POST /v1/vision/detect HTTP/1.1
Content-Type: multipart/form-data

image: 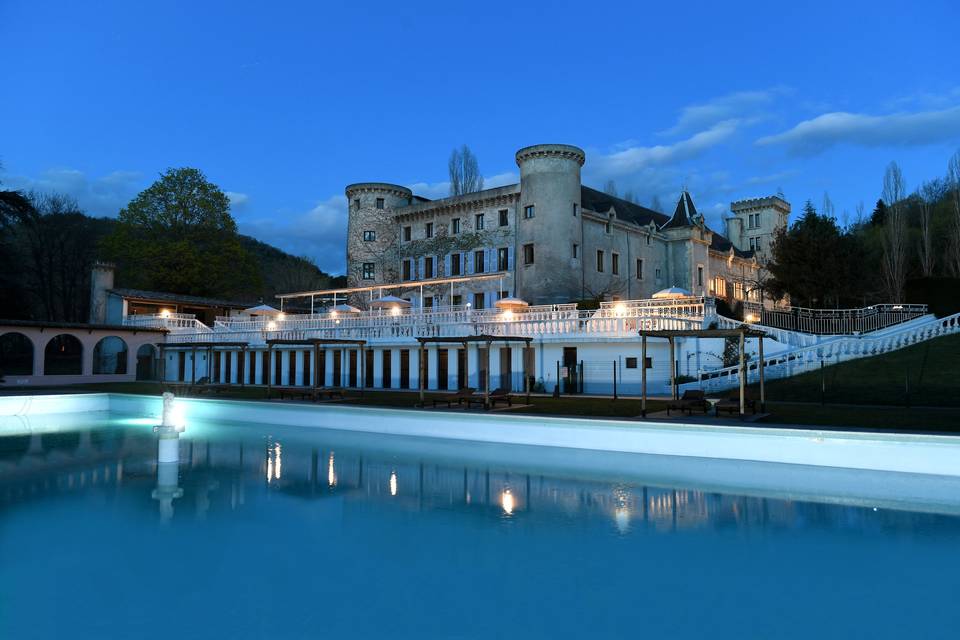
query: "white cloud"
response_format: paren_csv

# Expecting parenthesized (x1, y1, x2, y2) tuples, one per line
(2, 167, 143, 216)
(756, 105, 960, 155)
(658, 88, 790, 137)
(226, 191, 250, 209)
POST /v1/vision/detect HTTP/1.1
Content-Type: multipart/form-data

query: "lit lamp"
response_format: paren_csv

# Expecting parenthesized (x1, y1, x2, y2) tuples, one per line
(500, 488, 515, 515)
(613, 302, 627, 317)
(152, 392, 184, 522)
(160, 309, 171, 318)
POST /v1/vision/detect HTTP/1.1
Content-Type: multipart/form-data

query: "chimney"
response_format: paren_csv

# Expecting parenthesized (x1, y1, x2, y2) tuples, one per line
(89, 261, 116, 324)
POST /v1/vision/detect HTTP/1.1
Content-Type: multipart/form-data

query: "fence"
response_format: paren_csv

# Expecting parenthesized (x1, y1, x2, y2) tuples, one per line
(748, 303, 928, 335)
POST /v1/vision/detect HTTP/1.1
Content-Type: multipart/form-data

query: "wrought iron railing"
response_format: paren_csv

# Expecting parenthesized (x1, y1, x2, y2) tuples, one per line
(746, 303, 928, 335)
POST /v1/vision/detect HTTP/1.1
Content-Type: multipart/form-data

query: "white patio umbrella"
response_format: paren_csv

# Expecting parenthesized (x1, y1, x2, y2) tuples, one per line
(494, 297, 530, 311)
(243, 304, 283, 316)
(328, 303, 362, 315)
(369, 295, 412, 309)
(652, 286, 692, 299)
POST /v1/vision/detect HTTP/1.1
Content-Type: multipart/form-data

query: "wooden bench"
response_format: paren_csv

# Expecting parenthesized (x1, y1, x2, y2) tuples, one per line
(666, 389, 709, 415)
(432, 387, 477, 408)
(714, 390, 757, 416)
(487, 387, 513, 408)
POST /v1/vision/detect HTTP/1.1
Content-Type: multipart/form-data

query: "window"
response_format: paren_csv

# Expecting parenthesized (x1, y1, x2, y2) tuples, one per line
(450, 253, 461, 276)
(474, 250, 485, 273)
(573, 203, 579, 217)
(423, 296, 433, 309)
(472, 292, 485, 309)
(376, 197, 385, 209)
(498, 290, 508, 299)
(712, 276, 727, 297)
(655, 268, 662, 279)
(452, 218, 461, 234)
(596, 250, 605, 272)
(498, 247, 509, 271)
(636, 258, 644, 280)
(646, 235, 651, 245)
(362, 262, 375, 280)
(572, 243, 579, 258)
(403, 226, 412, 242)
(697, 265, 704, 287)
(363, 230, 375, 242)
(523, 243, 535, 265)
(612, 253, 620, 275)
(499, 209, 508, 226)
(625, 357, 638, 369)
(402, 259, 412, 280)
(645, 356, 653, 369)
(353, 198, 360, 209)
(734, 281, 745, 300)
(475, 213, 484, 230)
(424, 256, 434, 279)
(452, 295, 462, 306)
(524, 205, 535, 219)
(425, 222, 434, 239)
(605, 221, 611, 234)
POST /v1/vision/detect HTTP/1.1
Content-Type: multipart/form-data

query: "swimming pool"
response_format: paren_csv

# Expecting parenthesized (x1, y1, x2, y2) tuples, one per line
(2, 395, 959, 639)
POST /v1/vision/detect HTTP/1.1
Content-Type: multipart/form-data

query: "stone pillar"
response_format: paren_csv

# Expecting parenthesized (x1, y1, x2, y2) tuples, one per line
(466, 342, 480, 388)
(409, 347, 420, 392)
(373, 347, 384, 388)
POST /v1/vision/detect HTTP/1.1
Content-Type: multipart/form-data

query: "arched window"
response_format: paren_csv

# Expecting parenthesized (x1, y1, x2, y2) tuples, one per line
(136, 344, 158, 381)
(93, 336, 128, 375)
(0, 332, 34, 376)
(44, 334, 83, 375)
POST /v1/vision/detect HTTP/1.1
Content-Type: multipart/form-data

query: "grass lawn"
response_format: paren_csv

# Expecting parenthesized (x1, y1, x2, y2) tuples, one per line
(757, 333, 960, 408)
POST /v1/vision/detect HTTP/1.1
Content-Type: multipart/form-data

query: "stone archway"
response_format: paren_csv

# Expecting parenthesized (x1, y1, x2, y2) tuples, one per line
(44, 334, 83, 375)
(92, 336, 129, 375)
(136, 344, 159, 380)
(0, 332, 34, 376)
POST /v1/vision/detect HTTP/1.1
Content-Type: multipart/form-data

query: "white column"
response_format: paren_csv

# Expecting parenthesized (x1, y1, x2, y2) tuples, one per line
(427, 345, 439, 390)
(466, 342, 480, 389)
(324, 349, 334, 386)
(448, 348, 460, 390)
(390, 348, 402, 389)
(409, 347, 420, 391)
(293, 350, 302, 386)
(373, 348, 384, 388)
(488, 345, 502, 391)
(511, 345, 524, 392)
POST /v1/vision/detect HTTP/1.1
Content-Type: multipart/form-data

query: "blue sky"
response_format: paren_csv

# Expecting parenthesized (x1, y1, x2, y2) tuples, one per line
(2, 0, 959, 274)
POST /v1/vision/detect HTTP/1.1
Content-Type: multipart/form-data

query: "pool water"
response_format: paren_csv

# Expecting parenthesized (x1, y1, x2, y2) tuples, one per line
(2, 413, 959, 639)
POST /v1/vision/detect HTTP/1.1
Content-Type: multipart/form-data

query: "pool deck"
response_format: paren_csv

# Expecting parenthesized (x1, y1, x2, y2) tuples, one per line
(4, 392, 959, 480)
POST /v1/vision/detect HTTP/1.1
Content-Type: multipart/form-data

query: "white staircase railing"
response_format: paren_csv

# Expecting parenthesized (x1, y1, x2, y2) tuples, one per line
(684, 312, 960, 392)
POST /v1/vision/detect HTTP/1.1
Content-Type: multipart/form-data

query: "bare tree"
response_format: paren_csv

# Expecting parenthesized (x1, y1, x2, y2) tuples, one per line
(821, 191, 835, 220)
(948, 149, 960, 276)
(917, 180, 942, 277)
(650, 194, 663, 212)
(448, 145, 484, 196)
(602, 180, 618, 198)
(881, 161, 907, 301)
(855, 200, 865, 226)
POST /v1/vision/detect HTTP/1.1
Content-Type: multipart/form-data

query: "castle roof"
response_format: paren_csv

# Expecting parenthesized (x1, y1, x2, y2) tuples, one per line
(579, 186, 668, 227)
(662, 191, 699, 229)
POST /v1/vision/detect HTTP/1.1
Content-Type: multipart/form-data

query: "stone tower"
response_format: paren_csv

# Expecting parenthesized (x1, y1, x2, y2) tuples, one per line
(344, 182, 412, 296)
(725, 195, 791, 264)
(89, 261, 115, 324)
(514, 144, 585, 305)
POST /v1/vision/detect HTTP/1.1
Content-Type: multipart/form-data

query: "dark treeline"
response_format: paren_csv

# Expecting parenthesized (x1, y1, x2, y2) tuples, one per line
(0, 167, 344, 323)
(767, 150, 960, 311)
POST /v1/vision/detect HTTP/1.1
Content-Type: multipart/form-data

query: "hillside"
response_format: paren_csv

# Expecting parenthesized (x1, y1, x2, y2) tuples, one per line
(757, 333, 960, 407)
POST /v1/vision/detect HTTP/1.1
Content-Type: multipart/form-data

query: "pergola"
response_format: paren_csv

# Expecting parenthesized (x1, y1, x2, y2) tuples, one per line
(276, 272, 511, 312)
(265, 338, 367, 393)
(415, 334, 533, 406)
(637, 327, 768, 418)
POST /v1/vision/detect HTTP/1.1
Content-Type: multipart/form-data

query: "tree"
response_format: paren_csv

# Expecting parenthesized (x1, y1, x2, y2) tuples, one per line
(602, 180, 618, 197)
(948, 149, 960, 276)
(448, 145, 484, 196)
(0, 171, 38, 318)
(650, 194, 663, 212)
(881, 161, 907, 301)
(104, 167, 260, 298)
(870, 199, 888, 226)
(917, 180, 943, 277)
(767, 200, 864, 308)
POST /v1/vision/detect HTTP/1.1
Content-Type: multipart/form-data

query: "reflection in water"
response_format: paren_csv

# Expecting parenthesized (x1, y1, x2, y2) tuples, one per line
(265, 440, 282, 483)
(389, 470, 398, 496)
(327, 452, 337, 487)
(614, 486, 631, 534)
(501, 488, 515, 516)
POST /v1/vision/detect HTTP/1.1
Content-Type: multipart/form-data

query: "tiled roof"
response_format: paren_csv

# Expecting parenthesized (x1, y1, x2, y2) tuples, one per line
(662, 191, 699, 229)
(109, 288, 253, 308)
(580, 186, 669, 227)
